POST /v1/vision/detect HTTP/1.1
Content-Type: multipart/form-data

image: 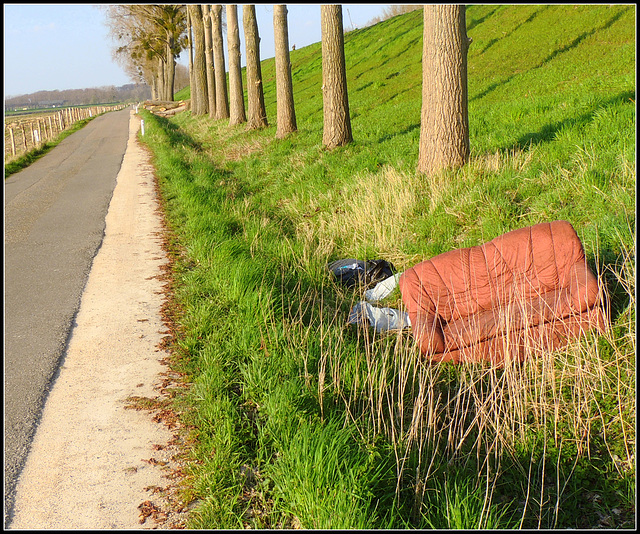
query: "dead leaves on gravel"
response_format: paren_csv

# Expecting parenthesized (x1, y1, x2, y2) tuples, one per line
(138, 500, 167, 524)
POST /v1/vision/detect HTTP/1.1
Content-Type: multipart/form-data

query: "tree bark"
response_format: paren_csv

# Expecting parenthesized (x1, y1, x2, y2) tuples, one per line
(418, 5, 470, 175)
(274, 5, 297, 138)
(227, 4, 246, 126)
(165, 36, 175, 101)
(243, 4, 268, 129)
(188, 4, 208, 116)
(212, 5, 230, 119)
(321, 5, 352, 149)
(187, 7, 194, 102)
(202, 5, 217, 117)
(157, 57, 165, 102)
(150, 76, 158, 101)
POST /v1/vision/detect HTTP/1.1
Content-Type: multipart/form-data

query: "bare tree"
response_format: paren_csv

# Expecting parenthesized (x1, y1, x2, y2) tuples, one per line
(188, 4, 209, 115)
(202, 5, 217, 117)
(226, 4, 246, 125)
(212, 5, 230, 119)
(243, 4, 268, 129)
(321, 5, 352, 149)
(156, 5, 184, 100)
(104, 5, 186, 101)
(418, 5, 471, 175)
(274, 5, 297, 138)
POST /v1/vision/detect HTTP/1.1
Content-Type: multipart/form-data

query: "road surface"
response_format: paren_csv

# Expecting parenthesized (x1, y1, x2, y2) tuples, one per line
(4, 109, 184, 528)
(5, 108, 130, 516)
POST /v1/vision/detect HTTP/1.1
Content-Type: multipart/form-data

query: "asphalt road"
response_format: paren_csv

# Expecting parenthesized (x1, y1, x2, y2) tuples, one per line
(4, 108, 131, 522)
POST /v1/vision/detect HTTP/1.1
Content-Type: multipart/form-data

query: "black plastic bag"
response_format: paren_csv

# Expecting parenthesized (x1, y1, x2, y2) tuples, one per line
(328, 258, 395, 288)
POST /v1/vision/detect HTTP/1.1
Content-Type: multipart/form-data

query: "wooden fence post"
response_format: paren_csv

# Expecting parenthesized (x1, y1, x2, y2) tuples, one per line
(9, 126, 16, 156)
(20, 124, 27, 151)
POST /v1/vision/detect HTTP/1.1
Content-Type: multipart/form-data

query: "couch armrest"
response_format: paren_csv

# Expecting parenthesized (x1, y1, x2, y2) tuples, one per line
(399, 268, 445, 354)
(566, 258, 601, 313)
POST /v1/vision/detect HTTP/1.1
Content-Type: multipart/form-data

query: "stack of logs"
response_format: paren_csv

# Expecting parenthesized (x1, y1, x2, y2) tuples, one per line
(4, 104, 127, 162)
(142, 100, 190, 118)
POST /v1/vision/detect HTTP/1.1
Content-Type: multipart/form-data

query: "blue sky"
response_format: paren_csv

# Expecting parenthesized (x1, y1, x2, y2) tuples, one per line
(3, 4, 389, 98)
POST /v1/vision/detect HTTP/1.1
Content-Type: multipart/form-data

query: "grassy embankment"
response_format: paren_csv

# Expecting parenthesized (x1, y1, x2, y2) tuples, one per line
(139, 5, 635, 529)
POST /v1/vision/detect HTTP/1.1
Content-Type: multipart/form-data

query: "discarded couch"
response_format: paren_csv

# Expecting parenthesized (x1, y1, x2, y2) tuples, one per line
(399, 220, 606, 364)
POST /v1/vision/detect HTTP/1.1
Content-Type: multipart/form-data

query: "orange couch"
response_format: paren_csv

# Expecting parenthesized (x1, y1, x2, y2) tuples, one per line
(399, 221, 606, 364)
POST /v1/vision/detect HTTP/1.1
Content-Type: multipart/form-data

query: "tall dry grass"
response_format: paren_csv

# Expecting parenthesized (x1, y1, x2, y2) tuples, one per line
(283, 165, 424, 268)
(278, 157, 635, 523)
(317, 252, 632, 525)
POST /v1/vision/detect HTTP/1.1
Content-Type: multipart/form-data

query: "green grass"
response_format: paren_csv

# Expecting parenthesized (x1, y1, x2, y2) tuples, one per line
(140, 5, 635, 529)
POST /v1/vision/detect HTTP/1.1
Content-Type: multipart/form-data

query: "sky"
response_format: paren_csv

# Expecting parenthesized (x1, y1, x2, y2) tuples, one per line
(3, 4, 390, 98)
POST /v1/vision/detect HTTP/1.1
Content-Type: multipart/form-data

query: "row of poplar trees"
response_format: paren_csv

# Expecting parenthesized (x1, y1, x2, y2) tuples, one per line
(187, 4, 299, 139)
(107, 4, 470, 175)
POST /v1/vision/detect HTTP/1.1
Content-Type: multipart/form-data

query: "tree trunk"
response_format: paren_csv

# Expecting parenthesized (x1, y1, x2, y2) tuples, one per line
(202, 4, 217, 117)
(151, 75, 158, 101)
(157, 57, 165, 101)
(274, 4, 297, 138)
(211, 5, 230, 120)
(187, 8, 194, 102)
(188, 4, 208, 116)
(418, 5, 470, 175)
(226, 4, 246, 126)
(321, 5, 352, 149)
(243, 4, 268, 129)
(165, 36, 175, 101)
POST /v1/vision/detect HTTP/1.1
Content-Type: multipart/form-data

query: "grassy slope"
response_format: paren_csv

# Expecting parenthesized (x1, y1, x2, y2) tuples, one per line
(148, 5, 634, 529)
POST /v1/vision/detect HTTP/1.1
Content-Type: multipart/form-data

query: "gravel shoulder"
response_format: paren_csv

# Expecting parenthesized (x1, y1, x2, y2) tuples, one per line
(8, 112, 187, 529)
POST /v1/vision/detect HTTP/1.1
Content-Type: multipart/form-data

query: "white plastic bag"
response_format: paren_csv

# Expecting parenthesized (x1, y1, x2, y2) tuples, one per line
(364, 273, 401, 303)
(348, 301, 411, 332)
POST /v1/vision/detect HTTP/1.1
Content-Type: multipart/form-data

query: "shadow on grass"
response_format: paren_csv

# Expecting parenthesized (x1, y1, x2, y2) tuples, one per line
(142, 111, 205, 152)
(505, 90, 635, 151)
(476, 6, 545, 55)
(467, 5, 502, 33)
(470, 7, 632, 103)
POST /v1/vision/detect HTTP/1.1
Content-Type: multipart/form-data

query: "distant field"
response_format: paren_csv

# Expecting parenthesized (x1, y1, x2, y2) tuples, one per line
(5, 109, 61, 118)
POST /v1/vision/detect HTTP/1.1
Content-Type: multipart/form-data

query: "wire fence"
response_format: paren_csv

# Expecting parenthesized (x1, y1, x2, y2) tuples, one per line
(4, 104, 128, 163)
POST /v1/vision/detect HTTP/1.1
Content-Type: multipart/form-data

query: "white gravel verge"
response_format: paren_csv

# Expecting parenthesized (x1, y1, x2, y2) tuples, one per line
(9, 111, 183, 529)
